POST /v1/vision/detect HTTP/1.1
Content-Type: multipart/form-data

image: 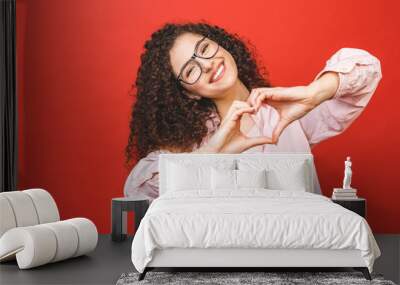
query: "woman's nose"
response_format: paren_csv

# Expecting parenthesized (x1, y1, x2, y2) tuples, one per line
(197, 58, 214, 73)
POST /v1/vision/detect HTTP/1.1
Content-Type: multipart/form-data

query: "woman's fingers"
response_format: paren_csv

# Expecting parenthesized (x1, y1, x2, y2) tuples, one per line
(230, 106, 256, 122)
(218, 86, 316, 151)
(255, 93, 268, 111)
(248, 87, 302, 111)
(218, 105, 255, 142)
(223, 100, 253, 124)
(231, 100, 252, 111)
(247, 88, 261, 107)
(248, 88, 274, 111)
(216, 102, 276, 153)
(261, 90, 292, 102)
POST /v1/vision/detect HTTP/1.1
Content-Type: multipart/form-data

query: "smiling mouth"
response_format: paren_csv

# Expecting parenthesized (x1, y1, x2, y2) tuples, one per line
(210, 61, 225, 83)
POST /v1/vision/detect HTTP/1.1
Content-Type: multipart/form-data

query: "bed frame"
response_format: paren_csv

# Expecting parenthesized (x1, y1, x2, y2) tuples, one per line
(140, 248, 371, 280)
(138, 153, 372, 281)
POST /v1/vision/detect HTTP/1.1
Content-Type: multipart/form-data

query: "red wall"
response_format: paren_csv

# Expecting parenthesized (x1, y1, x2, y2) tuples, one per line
(16, 0, 400, 234)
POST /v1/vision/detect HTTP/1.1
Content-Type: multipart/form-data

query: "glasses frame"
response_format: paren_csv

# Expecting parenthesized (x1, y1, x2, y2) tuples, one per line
(176, 35, 220, 85)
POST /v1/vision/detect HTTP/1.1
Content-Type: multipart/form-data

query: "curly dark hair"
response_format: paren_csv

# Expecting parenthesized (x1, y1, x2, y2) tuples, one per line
(125, 21, 271, 168)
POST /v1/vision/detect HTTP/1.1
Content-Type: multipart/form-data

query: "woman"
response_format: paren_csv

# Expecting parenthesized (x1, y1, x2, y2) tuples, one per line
(124, 22, 382, 201)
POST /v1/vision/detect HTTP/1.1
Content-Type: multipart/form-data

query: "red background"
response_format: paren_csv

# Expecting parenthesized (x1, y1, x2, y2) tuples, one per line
(15, 0, 399, 234)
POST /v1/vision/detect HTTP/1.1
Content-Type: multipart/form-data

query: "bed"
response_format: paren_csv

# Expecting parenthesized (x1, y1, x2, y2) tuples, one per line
(130, 153, 380, 281)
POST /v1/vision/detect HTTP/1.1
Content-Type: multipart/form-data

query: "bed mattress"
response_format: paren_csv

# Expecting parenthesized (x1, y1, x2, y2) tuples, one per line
(131, 190, 380, 273)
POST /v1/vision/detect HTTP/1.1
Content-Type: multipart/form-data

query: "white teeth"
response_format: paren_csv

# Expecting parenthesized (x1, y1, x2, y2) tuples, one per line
(212, 63, 224, 82)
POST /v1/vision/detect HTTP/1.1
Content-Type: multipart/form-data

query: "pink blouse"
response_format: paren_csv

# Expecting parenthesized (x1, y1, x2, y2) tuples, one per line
(123, 48, 382, 201)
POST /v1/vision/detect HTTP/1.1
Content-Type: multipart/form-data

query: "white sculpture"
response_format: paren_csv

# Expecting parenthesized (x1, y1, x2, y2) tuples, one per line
(342, 156, 353, 189)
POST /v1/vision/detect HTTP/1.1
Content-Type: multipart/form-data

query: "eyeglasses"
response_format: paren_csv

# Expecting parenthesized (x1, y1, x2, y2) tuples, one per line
(176, 35, 220, 85)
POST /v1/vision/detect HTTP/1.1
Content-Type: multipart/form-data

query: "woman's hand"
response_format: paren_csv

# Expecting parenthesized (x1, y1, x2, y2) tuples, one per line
(198, 100, 274, 153)
(247, 72, 339, 144)
(247, 86, 316, 143)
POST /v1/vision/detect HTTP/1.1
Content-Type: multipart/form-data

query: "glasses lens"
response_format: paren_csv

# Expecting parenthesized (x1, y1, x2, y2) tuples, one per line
(195, 38, 218, 59)
(181, 61, 202, 84)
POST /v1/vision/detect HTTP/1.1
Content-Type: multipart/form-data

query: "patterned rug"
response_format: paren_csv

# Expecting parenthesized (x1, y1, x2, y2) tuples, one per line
(116, 271, 396, 285)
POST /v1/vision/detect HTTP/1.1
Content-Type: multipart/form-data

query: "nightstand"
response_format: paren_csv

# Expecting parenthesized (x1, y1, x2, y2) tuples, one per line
(331, 197, 366, 218)
(111, 197, 149, 242)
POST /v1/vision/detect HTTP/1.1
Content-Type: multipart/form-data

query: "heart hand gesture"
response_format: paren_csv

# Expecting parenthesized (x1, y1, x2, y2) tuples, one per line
(247, 86, 317, 143)
(203, 100, 274, 153)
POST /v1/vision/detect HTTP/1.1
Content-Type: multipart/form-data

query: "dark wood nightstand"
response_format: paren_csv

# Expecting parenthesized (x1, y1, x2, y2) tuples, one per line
(331, 198, 366, 218)
(111, 197, 149, 242)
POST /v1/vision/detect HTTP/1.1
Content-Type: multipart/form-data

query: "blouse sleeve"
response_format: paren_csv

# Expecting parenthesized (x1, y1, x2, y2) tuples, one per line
(299, 48, 382, 148)
(123, 113, 220, 201)
(123, 150, 168, 202)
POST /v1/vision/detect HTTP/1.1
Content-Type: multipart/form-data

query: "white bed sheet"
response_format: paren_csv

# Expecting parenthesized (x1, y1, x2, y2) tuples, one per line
(131, 190, 380, 273)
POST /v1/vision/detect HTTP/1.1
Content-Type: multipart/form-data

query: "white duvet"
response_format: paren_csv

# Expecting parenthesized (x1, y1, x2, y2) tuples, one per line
(131, 190, 380, 273)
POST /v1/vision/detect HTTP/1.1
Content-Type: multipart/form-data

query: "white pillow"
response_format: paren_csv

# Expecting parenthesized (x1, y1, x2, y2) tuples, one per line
(166, 159, 236, 192)
(238, 159, 310, 191)
(167, 162, 210, 191)
(236, 169, 267, 188)
(211, 168, 236, 190)
(266, 166, 307, 191)
(211, 168, 267, 190)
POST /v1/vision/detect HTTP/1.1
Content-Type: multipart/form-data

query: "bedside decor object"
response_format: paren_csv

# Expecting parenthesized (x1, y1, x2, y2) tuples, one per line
(332, 188, 358, 199)
(0, 189, 98, 269)
(343, 156, 353, 189)
(332, 156, 358, 199)
(111, 197, 149, 242)
(331, 197, 366, 218)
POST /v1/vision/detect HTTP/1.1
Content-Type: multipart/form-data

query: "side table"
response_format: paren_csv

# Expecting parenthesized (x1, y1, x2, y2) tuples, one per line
(331, 197, 366, 218)
(111, 197, 149, 242)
